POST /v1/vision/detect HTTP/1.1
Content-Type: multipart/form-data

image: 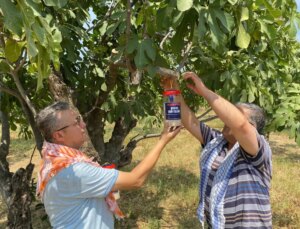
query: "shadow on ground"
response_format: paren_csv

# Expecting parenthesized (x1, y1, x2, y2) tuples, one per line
(116, 165, 200, 228)
(269, 140, 300, 163)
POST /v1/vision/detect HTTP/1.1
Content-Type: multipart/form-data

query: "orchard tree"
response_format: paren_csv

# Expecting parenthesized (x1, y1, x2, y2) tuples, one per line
(0, 0, 300, 227)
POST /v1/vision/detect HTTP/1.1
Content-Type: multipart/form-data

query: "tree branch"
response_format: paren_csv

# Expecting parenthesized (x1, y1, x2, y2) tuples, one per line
(177, 42, 193, 72)
(125, 0, 135, 73)
(159, 30, 172, 49)
(156, 67, 180, 79)
(83, 62, 119, 118)
(9, 71, 37, 117)
(0, 83, 21, 100)
(196, 108, 212, 119)
(14, 50, 27, 73)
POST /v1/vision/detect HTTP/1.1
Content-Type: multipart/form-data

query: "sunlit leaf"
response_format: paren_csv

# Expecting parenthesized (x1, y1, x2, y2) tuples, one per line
(5, 39, 23, 62)
(236, 22, 250, 49)
(240, 7, 249, 21)
(44, 0, 68, 8)
(177, 0, 193, 12)
(101, 82, 107, 92)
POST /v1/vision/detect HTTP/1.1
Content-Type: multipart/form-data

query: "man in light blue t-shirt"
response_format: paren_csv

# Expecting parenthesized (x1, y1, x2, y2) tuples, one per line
(36, 102, 181, 229)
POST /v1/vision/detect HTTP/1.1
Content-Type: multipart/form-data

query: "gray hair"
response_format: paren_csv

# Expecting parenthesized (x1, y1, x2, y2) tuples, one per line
(236, 102, 266, 134)
(36, 101, 70, 142)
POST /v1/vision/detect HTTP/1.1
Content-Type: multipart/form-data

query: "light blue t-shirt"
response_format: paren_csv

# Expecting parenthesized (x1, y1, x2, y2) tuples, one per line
(43, 162, 119, 229)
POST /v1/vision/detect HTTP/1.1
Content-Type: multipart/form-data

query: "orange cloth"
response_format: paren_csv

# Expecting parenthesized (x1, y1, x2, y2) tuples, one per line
(36, 141, 124, 219)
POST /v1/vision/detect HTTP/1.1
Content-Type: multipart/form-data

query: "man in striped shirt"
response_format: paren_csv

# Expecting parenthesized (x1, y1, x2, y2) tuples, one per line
(162, 72, 272, 228)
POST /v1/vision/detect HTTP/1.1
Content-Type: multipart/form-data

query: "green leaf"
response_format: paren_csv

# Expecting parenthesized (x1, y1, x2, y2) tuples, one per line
(240, 7, 249, 21)
(101, 82, 107, 92)
(177, 0, 193, 12)
(5, 39, 23, 62)
(136, 9, 144, 26)
(172, 11, 184, 28)
(196, 8, 207, 39)
(127, 34, 138, 54)
(207, 10, 227, 48)
(0, 60, 11, 73)
(248, 90, 255, 103)
(258, 19, 276, 40)
(25, 28, 38, 58)
(101, 102, 110, 112)
(240, 90, 248, 102)
(106, 22, 120, 35)
(44, 0, 68, 8)
(146, 65, 158, 78)
(220, 71, 230, 82)
(228, 0, 238, 5)
(37, 45, 50, 90)
(236, 22, 250, 49)
(32, 21, 47, 46)
(156, 7, 172, 30)
(0, 0, 23, 36)
(52, 29, 62, 43)
(95, 67, 104, 78)
(211, 9, 235, 34)
(134, 41, 150, 68)
(99, 21, 108, 36)
(143, 39, 156, 61)
(231, 74, 239, 86)
(248, 86, 256, 102)
(261, 0, 282, 19)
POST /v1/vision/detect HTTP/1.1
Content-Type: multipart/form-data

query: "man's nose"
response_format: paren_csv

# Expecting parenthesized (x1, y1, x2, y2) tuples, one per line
(80, 121, 86, 128)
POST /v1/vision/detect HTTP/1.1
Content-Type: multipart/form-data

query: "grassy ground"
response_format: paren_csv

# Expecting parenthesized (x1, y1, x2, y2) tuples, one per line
(0, 122, 299, 229)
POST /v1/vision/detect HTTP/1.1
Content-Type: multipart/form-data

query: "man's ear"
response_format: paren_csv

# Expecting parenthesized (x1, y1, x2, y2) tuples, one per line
(52, 131, 64, 143)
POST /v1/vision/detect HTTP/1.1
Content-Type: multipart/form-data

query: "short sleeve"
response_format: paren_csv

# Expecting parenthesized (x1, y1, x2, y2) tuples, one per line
(240, 134, 272, 175)
(57, 162, 119, 199)
(200, 121, 221, 147)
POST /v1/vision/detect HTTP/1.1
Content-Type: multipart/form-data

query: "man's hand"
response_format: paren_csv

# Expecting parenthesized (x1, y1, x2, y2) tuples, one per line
(183, 72, 207, 97)
(160, 123, 182, 144)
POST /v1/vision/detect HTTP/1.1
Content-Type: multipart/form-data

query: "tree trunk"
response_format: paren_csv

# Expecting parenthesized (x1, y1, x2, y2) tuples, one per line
(18, 100, 43, 151)
(7, 163, 34, 229)
(0, 111, 12, 205)
(0, 111, 35, 228)
(104, 117, 137, 165)
(85, 108, 106, 160)
(48, 71, 74, 105)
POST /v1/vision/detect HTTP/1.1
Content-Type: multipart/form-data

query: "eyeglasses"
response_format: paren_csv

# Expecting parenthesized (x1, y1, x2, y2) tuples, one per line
(55, 115, 82, 131)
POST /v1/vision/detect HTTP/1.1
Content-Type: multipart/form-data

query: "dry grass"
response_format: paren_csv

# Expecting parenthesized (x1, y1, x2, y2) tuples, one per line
(0, 124, 299, 229)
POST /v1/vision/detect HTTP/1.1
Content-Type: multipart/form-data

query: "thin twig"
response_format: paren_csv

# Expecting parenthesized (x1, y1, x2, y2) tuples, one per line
(29, 145, 38, 163)
(159, 30, 172, 49)
(196, 108, 212, 119)
(177, 42, 193, 72)
(86, 2, 118, 33)
(83, 94, 101, 118)
(14, 50, 27, 73)
(125, 0, 134, 73)
(200, 115, 218, 123)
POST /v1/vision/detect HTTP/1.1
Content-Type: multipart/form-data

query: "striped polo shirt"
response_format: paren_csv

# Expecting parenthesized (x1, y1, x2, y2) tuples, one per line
(200, 122, 272, 229)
